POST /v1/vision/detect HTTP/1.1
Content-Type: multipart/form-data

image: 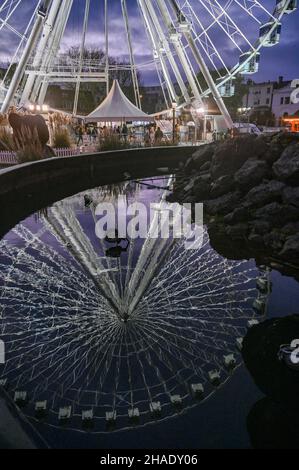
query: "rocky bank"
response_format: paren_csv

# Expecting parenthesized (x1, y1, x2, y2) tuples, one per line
(170, 133, 299, 277)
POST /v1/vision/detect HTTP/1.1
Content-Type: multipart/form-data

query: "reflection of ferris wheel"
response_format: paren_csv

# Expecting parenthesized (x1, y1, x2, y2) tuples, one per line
(0, 1, 297, 125)
(0, 183, 272, 434)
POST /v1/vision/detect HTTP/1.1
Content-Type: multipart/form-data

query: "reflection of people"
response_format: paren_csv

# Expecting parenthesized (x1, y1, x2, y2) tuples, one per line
(122, 123, 128, 143)
(144, 130, 150, 146)
(175, 123, 180, 142)
(106, 244, 128, 258)
(155, 127, 163, 145)
(149, 126, 155, 146)
(105, 230, 130, 258)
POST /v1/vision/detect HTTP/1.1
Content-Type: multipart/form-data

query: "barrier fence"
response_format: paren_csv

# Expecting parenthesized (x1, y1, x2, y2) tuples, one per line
(0, 147, 83, 166)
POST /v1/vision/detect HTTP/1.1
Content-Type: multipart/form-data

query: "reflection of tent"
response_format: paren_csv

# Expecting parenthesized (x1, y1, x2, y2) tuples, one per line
(85, 80, 153, 123)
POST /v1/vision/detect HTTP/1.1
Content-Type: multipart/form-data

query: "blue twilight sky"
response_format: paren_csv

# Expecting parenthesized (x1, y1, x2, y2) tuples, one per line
(0, 0, 298, 84)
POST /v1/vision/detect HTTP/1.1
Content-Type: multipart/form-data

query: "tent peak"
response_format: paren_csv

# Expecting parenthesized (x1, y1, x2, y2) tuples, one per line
(86, 80, 153, 123)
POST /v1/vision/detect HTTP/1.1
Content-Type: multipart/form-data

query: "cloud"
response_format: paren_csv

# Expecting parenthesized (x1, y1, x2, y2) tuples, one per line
(0, 0, 298, 85)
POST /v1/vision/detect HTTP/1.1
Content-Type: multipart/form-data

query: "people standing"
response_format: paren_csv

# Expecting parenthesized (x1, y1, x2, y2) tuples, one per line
(91, 126, 98, 143)
(122, 123, 128, 143)
(76, 125, 84, 146)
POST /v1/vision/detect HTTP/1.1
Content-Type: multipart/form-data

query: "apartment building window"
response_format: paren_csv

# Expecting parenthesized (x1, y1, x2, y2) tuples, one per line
(285, 97, 290, 105)
(267, 87, 271, 94)
(266, 98, 270, 105)
(280, 97, 284, 105)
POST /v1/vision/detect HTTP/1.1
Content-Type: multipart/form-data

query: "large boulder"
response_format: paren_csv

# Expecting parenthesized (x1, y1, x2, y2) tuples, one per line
(254, 202, 299, 226)
(210, 174, 235, 198)
(234, 158, 269, 191)
(242, 315, 299, 408)
(245, 180, 285, 207)
(263, 230, 286, 251)
(223, 205, 250, 224)
(211, 135, 268, 179)
(249, 219, 271, 235)
(204, 190, 241, 215)
(279, 234, 299, 263)
(282, 186, 299, 208)
(187, 144, 215, 172)
(273, 142, 299, 184)
(225, 223, 249, 240)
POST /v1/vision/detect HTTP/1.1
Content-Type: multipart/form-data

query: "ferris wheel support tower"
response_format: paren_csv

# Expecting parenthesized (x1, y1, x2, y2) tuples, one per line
(1, 0, 53, 113)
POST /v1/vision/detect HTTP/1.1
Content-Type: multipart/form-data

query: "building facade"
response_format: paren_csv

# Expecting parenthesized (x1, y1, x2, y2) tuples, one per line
(242, 76, 299, 129)
(272, 83, 299, 128)
(242, 80, 274, 110)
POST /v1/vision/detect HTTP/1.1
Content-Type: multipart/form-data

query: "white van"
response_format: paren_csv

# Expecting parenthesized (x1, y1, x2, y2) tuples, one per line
(233, 123, 262, 135)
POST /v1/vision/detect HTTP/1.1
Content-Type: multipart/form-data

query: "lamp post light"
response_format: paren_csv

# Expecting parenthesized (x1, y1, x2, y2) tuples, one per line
(196, 107, 205, 142)
(237, 107, 251, 132)
(172, 102, 177, 145)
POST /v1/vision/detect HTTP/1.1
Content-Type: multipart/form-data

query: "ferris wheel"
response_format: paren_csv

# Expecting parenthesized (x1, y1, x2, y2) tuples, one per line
(0, 0, 297, 127)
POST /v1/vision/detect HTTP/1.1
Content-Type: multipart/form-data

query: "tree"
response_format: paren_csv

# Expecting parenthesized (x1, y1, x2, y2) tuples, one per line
(45, 47, 143, 114)
(196, 69, 250, 120)
(250, 108, 276, 127)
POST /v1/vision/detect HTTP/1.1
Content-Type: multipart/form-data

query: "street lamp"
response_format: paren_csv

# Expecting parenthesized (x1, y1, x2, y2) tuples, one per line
(196, 106, 206, 142)
(172, 102, 177, 144)
(237, 107, 251, 132)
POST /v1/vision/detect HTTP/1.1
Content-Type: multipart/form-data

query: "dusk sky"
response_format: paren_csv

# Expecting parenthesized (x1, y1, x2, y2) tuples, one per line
(0, 0, 298, 85)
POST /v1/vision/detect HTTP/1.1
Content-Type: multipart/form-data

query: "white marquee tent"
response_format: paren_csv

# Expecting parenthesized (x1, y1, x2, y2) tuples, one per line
(85, 80, 153, 123)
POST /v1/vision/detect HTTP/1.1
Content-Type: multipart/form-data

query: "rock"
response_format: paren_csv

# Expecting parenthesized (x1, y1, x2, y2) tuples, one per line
(282, 186, 299, 208)
(263, 230, 286, 250)
(273, 142, 299, 184)
(245, 180, 285, 207)
(183, 178, 195, 192)
(234, 158, 269, 190)
(250, 220, 271, 235)
(248, 232, 264, 246)
(204, 191, 241, 215)
(210, 175, 235, 198)
(211, 135, 269, 180)
(254, 202, 299, 226)
(281, 222, 299, 236)
(192, 181, 211, 200)
(225, 223, 249, 240)
(264, 143, 283, 165)
(200, 161, 211, 172)
(185, 144, 215, 173)
(223, 205, 250, 224)
(211, 144, 247, 179)
(242, 314, 299, 407)
(279, 234, 299, 263)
